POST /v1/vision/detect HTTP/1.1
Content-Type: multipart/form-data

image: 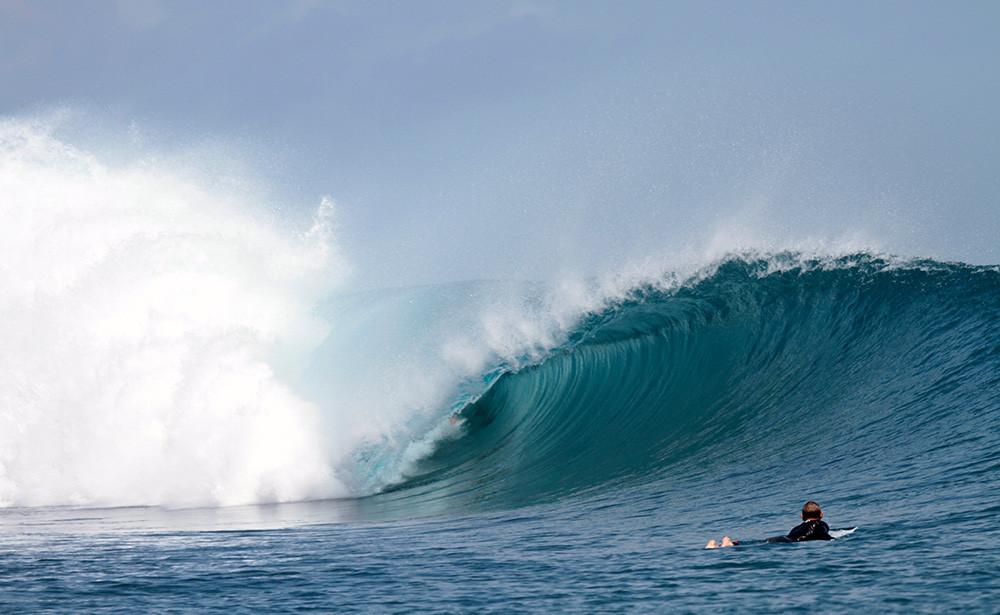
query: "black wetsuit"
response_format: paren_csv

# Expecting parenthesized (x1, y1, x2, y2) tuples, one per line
(766, 519, 832, 543)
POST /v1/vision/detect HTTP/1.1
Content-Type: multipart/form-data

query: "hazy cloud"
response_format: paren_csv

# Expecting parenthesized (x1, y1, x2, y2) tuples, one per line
(114, 0, 165, 30)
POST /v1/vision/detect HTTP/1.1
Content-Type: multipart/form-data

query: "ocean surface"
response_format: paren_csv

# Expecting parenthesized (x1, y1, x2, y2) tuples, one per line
(2, 253, 998, 612)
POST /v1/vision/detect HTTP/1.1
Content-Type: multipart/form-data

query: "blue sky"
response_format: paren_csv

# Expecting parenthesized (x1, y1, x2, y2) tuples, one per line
(3, 0, 999, 285)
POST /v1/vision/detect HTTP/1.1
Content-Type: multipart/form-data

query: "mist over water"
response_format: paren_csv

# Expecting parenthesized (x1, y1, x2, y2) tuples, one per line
(0, 120, 350, 507)
(3, 115, 997, 514)
(8, 2, 1000, 287)
(0, 119, 674, 508)
(0, 117, 877, 508)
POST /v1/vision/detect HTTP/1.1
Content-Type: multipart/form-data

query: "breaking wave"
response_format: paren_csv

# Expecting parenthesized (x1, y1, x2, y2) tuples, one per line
(3, 120, 998, 521)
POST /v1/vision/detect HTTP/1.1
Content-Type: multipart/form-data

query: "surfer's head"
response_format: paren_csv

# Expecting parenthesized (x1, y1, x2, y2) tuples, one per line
(801, 501, 823, 520)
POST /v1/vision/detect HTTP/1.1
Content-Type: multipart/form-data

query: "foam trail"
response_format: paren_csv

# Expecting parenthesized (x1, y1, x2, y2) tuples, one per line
(0, 120, 348, 507)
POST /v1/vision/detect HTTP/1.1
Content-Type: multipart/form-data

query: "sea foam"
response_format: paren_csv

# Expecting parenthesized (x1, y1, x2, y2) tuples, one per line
(0, 120, 347, 507)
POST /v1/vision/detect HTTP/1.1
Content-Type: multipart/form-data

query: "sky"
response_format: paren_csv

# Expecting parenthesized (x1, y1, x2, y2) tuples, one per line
(2, 0, 999, 286)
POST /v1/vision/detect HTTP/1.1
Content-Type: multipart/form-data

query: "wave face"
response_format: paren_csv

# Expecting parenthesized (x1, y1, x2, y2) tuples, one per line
(4, 122, 998, 519)
(370, 255, 1000, 517)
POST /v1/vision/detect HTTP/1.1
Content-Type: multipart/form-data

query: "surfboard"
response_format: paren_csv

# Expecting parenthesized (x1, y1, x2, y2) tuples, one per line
(829, 526, 857, 539)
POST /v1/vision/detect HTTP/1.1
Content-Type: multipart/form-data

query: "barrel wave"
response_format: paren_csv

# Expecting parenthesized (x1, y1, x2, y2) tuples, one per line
(371, 254, 1000, 522)
(8, 123, 996, 525)
(5, 132, 1000, 610)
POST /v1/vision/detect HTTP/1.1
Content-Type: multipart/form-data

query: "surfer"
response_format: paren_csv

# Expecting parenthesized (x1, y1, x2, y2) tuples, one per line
(705, 500, 832, 548)
(766, 500, 833, 543)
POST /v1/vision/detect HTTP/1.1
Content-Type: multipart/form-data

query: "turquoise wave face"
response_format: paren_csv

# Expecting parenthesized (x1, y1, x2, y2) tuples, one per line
(365, 254, 1000, 517)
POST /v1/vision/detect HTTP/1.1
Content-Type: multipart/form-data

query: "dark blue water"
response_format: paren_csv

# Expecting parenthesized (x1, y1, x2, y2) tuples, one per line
(2, 254, 998, 612)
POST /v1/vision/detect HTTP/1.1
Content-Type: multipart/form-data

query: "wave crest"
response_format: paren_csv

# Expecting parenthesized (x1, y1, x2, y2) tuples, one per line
(370, 255, 1000, 513)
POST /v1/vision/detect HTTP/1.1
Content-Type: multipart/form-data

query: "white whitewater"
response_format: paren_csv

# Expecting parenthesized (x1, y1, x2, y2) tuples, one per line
(0, 120, 347, 507)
